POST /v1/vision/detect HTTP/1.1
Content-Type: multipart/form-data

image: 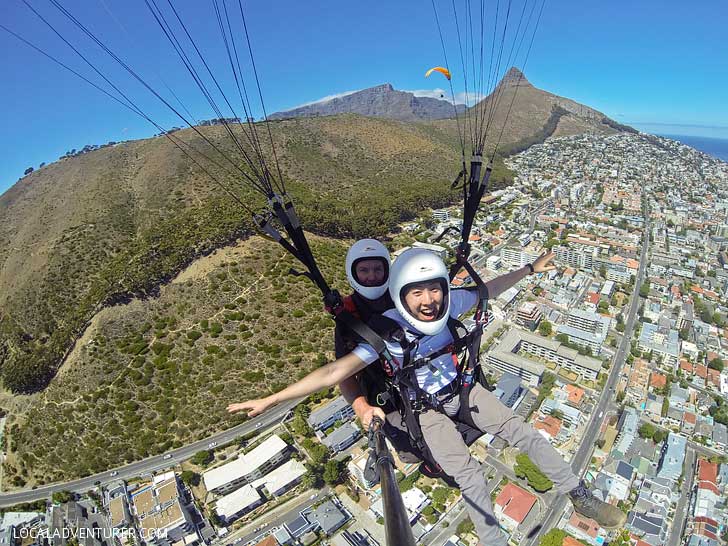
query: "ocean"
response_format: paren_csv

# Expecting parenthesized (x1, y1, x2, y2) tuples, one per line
(660, 134, 728, 162)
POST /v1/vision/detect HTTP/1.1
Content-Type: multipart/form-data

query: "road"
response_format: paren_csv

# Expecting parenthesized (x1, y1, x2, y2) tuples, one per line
(528, 199, 553, 233)
(525, 216, 650, 545)
(0, 399, 302, 507)
(234, 488, 330, 546)
(667, 447, 696, 546)
(422, 466, 503, 546)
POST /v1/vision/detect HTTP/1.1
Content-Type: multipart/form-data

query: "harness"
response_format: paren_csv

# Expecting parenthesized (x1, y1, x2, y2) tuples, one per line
(363, 283, 490, 461)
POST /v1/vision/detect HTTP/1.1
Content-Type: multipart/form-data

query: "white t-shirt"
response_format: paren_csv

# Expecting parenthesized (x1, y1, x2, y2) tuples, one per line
(351, 289, 478, 394)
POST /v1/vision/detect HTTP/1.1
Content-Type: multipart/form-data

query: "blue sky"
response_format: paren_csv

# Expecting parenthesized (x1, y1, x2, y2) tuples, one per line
(1, 0, 727, 195)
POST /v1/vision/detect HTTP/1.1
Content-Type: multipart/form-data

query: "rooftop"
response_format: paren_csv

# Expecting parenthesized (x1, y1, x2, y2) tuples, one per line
(203, 435, 287, 491)
(534, 415, 562, 438)
(250, 459, 306, 495)
(308, 396, 350, 427)
(215, 485, 261, 520)
(494, 483, 537, 524)
(567, 511, 600, 538)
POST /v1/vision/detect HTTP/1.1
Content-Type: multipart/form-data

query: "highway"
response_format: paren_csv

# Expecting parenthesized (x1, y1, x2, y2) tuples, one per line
(525, 216, 650, 545)
(0, 399, 302, 507)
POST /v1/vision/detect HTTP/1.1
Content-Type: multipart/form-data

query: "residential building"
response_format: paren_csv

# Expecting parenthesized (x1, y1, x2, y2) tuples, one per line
(557, 308, 610, 355)
(432, 209, 450, 222)
(638, 322, 680, 367)
(656, 433, 687, 483)
(540, 398, 583, 427)
(485, 350, 544, 387)
(307, 396, 356, 433)
(131, 474, 198, 546)
(203, 435, 289, 495)
(321, 423, 361, 453)
(215, 485, 262, 525)
(250, 459, 307, 497)
(563, 511, 602, 546)
(493, 483, 537, 531)
(495, 329, 602, 381)
(411, 241, 448, 260)
(516, 302, 543, 331)
(371, 488, 430, 524)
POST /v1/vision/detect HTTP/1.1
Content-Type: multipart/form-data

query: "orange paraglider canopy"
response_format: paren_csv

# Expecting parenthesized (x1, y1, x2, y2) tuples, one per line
(425, 66, 451, 80)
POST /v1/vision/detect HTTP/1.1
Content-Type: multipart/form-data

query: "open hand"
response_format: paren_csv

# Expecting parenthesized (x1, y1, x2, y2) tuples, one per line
(532, 251, 557, 273)
(227, 397, 273, 417)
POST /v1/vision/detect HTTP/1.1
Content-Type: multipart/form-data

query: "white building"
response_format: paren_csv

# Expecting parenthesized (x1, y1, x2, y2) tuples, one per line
(214, 485, 263, 524)
(203, 435, 289, 496)
(131, 474, 197, 546)
(411, 241, 448, 260)
(250, 459, 306, 497)
(371, 487, 430, 524)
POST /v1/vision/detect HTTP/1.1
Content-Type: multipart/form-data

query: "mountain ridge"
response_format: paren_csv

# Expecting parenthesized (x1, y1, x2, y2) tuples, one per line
(269, 83, 466, 121)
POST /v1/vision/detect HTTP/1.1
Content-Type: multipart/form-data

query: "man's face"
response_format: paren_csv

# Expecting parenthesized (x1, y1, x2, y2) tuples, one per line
(403, 280, 444, 322)
(354, 259, 387, 287)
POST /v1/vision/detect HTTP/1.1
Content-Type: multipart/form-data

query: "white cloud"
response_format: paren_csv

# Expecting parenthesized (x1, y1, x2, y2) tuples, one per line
(288, 89, 362, 110)
(406, 88, 486, 106)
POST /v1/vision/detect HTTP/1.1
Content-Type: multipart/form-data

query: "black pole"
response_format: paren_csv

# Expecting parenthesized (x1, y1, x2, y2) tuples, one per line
(370, 418, 416, 546)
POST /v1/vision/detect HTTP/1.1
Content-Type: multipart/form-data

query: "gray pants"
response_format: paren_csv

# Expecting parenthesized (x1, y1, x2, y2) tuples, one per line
(419, 384, 580, 545)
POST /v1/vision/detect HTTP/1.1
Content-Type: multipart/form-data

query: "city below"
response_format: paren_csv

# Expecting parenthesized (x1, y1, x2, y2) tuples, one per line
(1, 131, 727, 546)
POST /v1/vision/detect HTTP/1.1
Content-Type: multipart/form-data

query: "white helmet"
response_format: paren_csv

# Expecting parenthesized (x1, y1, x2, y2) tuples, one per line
(389, 248, 450, 336)
(345, 239, 391, 300)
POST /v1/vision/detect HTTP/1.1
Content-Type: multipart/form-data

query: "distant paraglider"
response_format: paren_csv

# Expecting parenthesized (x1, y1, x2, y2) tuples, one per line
(424, 66, 451, 80)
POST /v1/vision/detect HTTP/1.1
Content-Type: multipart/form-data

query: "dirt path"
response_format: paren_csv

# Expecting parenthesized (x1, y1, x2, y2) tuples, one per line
(172, 236, 261, 284)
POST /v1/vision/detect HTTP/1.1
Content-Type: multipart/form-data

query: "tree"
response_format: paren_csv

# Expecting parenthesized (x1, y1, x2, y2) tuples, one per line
(514, 454, 553, 492)
(456, 517, 475, 537)
(555, 333, 569, 344)
(709, 358, 724, 372)
(539, 529, 567, 546)
(610, 529, 632, 546)
(52, 490, 74, 504)
(652, 429, 668, 444)
(302, 464, 324, 489)
(180, 470, 200, 486)
(639, 282, 650, 298)
(538, 320, 552, 336)
(431, 486, 449, 507)
(323, 459, 347, 485)
(191, 450, 213, 466)
(638, 423, 655, 439)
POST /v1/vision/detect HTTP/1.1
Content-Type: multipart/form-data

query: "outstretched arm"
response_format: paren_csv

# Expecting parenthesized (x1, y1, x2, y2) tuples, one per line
(227, 352, 368, 417)
(485, 251, 556, 298)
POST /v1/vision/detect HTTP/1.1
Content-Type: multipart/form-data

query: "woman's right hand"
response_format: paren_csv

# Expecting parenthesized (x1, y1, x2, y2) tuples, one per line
(227, 397, 275, 417)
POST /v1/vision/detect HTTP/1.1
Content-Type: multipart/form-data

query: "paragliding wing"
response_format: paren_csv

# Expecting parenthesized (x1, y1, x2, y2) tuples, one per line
(425, 66, 451, 80)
